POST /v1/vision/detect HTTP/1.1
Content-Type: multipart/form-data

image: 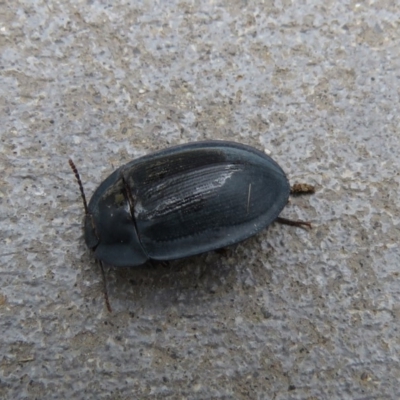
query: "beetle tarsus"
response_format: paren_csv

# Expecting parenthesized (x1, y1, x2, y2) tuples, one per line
(290, 183, 315, 196)
(276, 217, 312, 229)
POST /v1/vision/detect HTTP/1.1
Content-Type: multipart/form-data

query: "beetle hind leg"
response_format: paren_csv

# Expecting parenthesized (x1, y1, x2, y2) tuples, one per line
(276, 217, 312, 230)
(290, 183, 315, 195)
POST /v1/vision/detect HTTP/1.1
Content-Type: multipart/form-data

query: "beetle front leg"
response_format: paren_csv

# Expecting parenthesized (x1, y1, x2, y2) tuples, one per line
(99, 260, 112, 313)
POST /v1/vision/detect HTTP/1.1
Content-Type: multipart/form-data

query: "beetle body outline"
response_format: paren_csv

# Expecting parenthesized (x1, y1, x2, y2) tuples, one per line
(79, 141, 292, 267)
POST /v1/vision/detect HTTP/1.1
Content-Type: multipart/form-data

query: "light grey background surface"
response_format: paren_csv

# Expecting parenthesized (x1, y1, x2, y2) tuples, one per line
(1, 1, 400, 399)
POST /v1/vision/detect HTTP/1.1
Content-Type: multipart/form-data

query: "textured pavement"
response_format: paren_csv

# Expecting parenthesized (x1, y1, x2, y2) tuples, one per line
(1, 1, 400, 399)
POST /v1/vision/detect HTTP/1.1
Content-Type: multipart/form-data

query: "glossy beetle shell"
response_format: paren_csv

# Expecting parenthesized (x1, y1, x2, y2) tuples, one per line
(85, 141, 290, 267)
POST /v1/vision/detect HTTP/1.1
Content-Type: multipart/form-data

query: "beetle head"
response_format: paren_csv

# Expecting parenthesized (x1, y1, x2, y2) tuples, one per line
(83, 172, 148, 267)
(69, 160, 148, 267)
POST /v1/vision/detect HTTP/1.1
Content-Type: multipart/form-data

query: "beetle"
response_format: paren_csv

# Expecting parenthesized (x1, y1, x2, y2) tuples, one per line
(69, 141, 312, 309)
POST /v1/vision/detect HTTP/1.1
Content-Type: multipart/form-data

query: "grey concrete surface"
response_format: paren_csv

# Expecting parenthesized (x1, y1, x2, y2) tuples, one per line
(1, 1, 400, 399)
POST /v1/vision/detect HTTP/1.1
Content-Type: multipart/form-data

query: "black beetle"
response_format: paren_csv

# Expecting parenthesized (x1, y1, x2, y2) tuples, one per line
(69, 141, 311, 309)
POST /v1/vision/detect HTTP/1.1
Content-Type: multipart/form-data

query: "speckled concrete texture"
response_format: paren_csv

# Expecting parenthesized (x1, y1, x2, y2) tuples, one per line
(1, 1, 400, 399)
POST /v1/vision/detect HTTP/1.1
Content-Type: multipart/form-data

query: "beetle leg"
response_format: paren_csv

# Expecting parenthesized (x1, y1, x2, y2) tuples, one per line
(276, 217, 312, 229)
(99, 260, 112, 312)
(290, 183, 315, 195)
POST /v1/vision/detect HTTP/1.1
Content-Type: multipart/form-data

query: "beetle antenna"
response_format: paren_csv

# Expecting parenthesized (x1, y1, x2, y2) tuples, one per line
(68, 159, 89, 215)
(99, 261, 112, 313)
(68, 160, 110, 311)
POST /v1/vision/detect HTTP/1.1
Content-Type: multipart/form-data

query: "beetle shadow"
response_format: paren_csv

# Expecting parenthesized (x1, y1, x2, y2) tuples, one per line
(96, 230, 280, 314)
(102, 247, 245, 311)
